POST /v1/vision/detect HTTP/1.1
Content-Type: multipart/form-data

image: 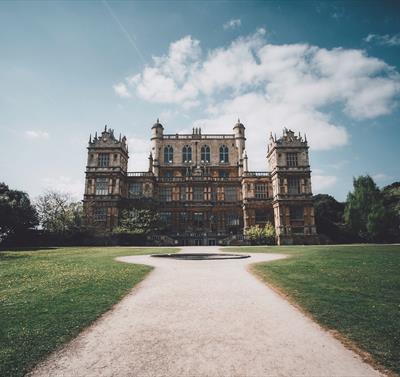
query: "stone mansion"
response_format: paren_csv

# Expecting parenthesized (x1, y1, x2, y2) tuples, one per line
(83, 120, 318, 245)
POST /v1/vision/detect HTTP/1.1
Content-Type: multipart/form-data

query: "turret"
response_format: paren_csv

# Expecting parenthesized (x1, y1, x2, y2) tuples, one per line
(243, 150, 248, 172)
(151, 119, 163, 174)
(233, 119, 246, 175)
(151, 118, 164, 139)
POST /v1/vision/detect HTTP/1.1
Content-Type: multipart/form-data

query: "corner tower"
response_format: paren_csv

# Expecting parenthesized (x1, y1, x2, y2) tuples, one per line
(83, 126, 128, 231)
(267, 129, 318, 245)
(151, 119, 164, 177)
(233, 119, 246, 176)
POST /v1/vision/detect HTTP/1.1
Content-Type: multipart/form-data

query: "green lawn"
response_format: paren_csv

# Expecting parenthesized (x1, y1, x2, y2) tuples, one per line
(227, 244, 400, 375)
(0, 246, 177, 377)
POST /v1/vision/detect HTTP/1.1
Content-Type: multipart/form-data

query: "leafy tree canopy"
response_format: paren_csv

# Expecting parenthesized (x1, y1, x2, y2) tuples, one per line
(35, 191, 83, 235)
(344, 175, 389, 241)
(113, 208, 162, 236)
(0, 182, 38, 241)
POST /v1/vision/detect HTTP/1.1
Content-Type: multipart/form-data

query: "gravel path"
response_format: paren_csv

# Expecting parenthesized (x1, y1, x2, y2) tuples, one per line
(30, 246, 383, 377)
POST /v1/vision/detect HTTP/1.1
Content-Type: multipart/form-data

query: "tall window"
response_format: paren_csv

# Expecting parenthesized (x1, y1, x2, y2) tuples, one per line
(95, 178, 108, 195)
(201, 145, 210, 163)
(179, 212, 188, 224)
(172, 186, 180, 201)
(219, 145, 229, 163)
(287, 153, 298, 167)
(288, 177, 301, 194)
(160, 187, 172, 202)
(219, 171, 228, 179)
(290, 206, 304, 220)
(129, 183, 142, 198)
(204, 186, 212, 201)
(164, 145, 173, 164)
(98, 153, 109, 167)
(227, 213, 240, 226)
(160, 212, 172, 226)
(225, 187, 237, 202)
(255, 183, 268, 199)
(217, 187, 225, 201)
(180, 186, 193, 201)
(193, 187, 203, 201)
(194, 212, 204, 228)
(94, 207, 107, 222)
(182, 145, 192, 163)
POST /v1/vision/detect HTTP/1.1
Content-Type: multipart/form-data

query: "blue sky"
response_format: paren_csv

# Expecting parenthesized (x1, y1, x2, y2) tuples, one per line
(0, 0, 399, 201)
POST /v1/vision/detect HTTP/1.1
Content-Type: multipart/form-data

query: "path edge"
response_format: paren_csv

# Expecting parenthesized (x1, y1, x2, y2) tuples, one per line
(247, 259, 394, 377)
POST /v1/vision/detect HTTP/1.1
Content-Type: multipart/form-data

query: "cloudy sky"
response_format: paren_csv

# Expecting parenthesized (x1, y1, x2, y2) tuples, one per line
(1, 1, 399, 200)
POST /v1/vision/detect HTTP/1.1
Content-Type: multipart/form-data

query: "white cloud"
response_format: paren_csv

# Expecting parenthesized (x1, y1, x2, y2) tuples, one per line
(126, 135, 151, 171)
(113, 82, 131, 98)
(24, 130, 49, 140)
(364, 33, 400, 47)
(118, 30, 400, 168)
(372, 173, 393, 182)
(223, 18, 241, 30)
(41, 176, 83, 200)
(312, 174, 338, 193)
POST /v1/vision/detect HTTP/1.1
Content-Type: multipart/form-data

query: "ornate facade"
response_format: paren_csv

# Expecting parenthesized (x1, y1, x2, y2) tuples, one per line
(83, 121, 318, 245)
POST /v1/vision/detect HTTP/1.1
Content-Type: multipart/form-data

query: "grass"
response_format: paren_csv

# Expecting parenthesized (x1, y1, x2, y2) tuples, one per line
(0, 246, 177, 377)
(227, 244, 400, 375)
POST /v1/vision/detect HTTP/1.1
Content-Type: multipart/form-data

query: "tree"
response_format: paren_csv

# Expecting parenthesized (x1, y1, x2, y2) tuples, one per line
(113, 208, 162, 236)
(35, 191, 83, 235)
(0, 183, 38, 242)
(244, 222, 276, 245)
(344, 175, 389, 241)
(313, 194, 350, 243)
(381, 182, 400, 242)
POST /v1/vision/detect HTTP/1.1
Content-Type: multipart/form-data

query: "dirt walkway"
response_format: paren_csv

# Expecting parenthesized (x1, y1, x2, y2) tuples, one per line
(30, 247, 383, 377)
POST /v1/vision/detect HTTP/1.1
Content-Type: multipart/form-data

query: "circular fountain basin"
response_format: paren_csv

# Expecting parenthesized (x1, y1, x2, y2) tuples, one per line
(151, 253, 250, 260)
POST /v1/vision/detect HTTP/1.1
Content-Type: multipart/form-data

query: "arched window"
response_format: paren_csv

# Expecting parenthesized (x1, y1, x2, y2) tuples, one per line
(182, 145, 192, 163)
(164, 145, 173, 164)
(201, 145, 210, 163)
(219, 145, 229, 163)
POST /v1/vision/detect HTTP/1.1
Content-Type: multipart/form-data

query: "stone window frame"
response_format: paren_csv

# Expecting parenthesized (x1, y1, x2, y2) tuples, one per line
(164, 145, 174, 164)
(288, 176, 301, 194)
(200, 145, 211, 163)
(255, 183, 268, 199)
(227, 213, 240, 226)
(94, 207, 107, 222)
(219, 145, 229, 163)
(193, 186, 204, 201)
(182, 145, 192, 163)
(290, 205, 304, 220)
(98, 153, 109, 167)
(180, 186, 193, 201)
(160, 211, 172, 226)
(159, 187, 172, 202)
(204, 186, 212, 201)
(193, 212, 204, 228)
(217, 187, 225, 201)
(287, 152, 298, 167)
(95, 177, 108, 195)
(128, 183, 142, 198)
(224, 187, 237, 202)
